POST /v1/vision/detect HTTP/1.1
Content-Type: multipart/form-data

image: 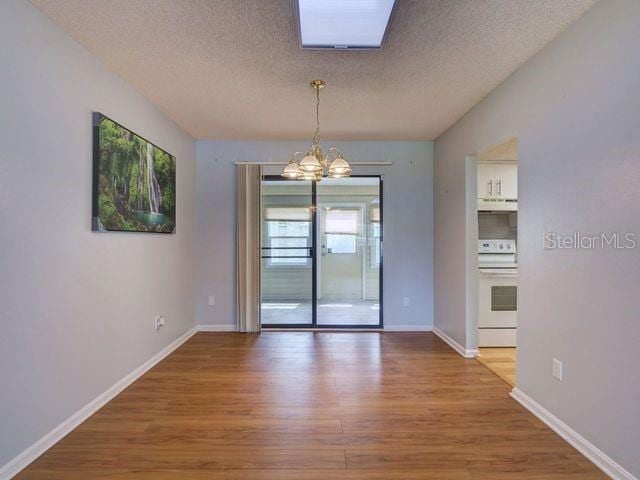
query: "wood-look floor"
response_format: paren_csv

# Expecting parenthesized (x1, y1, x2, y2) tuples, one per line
(16, 332, 605, 479)
(477, 347, 517, 387)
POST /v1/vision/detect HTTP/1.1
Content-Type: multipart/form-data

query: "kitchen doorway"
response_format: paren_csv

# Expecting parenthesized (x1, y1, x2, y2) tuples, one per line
(260, 176, 383, 329)
(470, 138, 518, 386)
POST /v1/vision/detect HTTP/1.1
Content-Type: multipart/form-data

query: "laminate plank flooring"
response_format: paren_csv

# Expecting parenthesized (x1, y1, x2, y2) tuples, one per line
(477, 347, 517, 386)
(15, 332, 605, 479)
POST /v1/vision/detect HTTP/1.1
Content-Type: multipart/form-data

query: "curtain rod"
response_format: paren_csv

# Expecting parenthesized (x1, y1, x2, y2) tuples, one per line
(233, 161, 393, 166)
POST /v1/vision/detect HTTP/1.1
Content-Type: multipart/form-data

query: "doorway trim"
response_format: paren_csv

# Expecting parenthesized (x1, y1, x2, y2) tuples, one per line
(465, 156, 480, 355)
(261, 174, 384, 329)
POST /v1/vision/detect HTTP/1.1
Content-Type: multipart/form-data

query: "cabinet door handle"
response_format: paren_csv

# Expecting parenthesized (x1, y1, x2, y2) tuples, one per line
(488, 180, 493, 197)
(497, 180, 502, 196)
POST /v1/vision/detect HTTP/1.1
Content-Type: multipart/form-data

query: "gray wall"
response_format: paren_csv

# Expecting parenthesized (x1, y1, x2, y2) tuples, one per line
(434, 0, 640, 475)
(197, 141, 433, 329)
(0, 0, 196, 467)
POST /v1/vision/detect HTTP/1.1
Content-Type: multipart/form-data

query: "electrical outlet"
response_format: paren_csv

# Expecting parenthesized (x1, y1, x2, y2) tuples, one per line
(403, 297, 410, 307)
(552, 358, 563, 381)
(208, 295, 215, 306)
(154, 315, 165, 331)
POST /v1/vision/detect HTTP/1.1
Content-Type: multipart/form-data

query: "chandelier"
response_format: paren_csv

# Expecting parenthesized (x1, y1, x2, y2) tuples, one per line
(281, 80, 351, 181)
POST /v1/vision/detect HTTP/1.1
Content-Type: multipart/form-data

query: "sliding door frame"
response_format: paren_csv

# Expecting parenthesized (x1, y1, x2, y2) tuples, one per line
(260, 174, 383, 329)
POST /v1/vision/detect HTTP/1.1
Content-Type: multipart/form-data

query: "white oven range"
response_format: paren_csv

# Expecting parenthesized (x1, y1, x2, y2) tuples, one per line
(478, 239, 517, 347)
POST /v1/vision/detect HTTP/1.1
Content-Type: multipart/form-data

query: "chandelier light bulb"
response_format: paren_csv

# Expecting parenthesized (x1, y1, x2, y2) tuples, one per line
(301, 171, 317, 181)
(281, 159, 301, 179)
(299, 154, 322, 173)
(328, 156, 352, 177)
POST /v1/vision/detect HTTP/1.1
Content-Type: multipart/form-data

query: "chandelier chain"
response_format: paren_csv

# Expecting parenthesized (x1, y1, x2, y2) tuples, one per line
(313, 85, 320, 145)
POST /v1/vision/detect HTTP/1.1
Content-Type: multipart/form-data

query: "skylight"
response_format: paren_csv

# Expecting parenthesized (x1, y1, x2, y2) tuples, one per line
(296, 0, 397, 50)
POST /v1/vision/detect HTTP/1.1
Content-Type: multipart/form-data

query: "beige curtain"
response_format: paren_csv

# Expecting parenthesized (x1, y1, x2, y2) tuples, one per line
(236, 164, 262, 333)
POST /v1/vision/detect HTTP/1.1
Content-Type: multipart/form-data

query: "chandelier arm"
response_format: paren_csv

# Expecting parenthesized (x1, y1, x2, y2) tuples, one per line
(327, 146, 342, 160)
(290, 151, 306, 163)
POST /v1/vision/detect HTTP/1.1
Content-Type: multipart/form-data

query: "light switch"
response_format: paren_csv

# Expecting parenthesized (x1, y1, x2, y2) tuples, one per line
(552, 358, 563, 381)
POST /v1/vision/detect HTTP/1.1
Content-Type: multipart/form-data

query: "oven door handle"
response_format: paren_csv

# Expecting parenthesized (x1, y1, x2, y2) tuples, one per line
(479, 269, 518, 276)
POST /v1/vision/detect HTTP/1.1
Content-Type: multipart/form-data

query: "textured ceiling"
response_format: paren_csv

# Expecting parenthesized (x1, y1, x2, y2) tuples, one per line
(31, 0, 596, 140)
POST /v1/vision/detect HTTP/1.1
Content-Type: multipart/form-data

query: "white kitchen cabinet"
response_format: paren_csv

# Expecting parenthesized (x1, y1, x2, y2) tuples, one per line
(477, 162, 517, 200)
(477, 163, 495, 199)
(493, 163, 517, 199)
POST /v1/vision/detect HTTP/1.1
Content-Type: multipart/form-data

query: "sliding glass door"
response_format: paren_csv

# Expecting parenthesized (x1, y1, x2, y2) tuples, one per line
(260, 179, 314, 327)
(316, 178, 381, 326)
(260, 176, 382, 328)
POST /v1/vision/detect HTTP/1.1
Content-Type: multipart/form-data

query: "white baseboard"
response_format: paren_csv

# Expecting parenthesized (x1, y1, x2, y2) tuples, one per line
(384, 324, 433, 332)
(510, 388, 636, 480)
(265, 328, 382, 332)
(197, 324, 237, 332)
(198, 324, 435, 333)
(197, 324, 434, 333)
(433, 327, 479, 358)
(0, 326, 198, 480)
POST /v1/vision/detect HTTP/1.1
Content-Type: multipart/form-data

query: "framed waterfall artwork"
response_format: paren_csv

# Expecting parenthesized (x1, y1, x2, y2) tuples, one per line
(91, 113, 176, 233)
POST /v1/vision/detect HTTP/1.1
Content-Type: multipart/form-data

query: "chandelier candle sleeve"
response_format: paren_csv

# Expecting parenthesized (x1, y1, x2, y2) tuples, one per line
(281, 80, 351, 181)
